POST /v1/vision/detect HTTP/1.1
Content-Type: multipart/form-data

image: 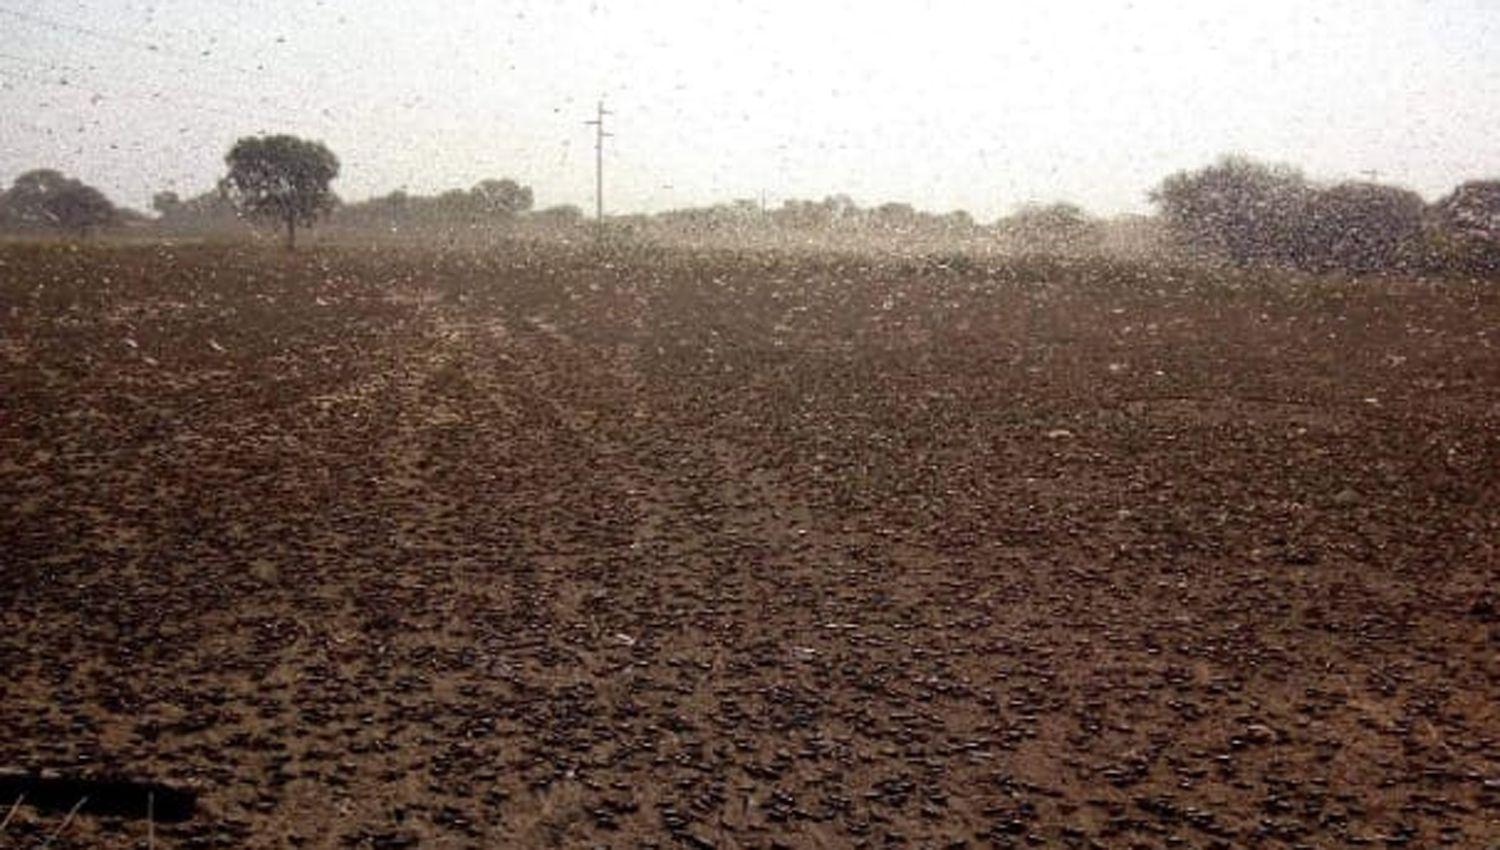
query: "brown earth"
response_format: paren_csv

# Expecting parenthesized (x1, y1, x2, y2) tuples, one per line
(1, 242, 1497, 849)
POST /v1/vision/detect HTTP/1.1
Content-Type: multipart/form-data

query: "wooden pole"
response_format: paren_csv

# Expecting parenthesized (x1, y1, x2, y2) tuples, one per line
(585, 100, 612, 238)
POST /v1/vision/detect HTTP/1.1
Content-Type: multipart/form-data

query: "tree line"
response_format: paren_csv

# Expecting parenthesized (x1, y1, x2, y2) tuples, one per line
(1, 134, 1496, 275)
(1153, 155, 1499, 275)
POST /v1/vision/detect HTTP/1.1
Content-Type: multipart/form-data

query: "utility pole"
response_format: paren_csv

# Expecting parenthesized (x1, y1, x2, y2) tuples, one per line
(585, 100, 611, 232)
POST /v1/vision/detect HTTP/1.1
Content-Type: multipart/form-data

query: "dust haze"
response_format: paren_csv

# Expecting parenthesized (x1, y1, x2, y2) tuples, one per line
(1, 3, 1497, 849)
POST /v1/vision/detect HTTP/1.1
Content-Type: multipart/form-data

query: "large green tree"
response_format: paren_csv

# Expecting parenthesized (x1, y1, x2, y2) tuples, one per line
(221, 135, 339, 249)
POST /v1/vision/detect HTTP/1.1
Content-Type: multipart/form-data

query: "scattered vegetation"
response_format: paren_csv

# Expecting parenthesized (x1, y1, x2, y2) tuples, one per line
(1, 148, 1495, 279)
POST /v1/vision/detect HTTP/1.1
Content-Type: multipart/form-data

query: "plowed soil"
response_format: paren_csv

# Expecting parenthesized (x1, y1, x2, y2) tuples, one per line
(2, 243, 1497, 849)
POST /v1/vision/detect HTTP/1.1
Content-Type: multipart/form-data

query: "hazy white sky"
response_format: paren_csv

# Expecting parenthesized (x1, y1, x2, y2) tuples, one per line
(1, 0, 1497, 220)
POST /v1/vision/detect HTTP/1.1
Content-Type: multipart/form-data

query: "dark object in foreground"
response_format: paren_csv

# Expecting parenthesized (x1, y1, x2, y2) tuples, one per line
(0, 770, 196, 822)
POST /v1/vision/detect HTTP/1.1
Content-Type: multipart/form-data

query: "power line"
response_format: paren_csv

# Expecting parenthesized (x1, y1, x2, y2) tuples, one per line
(0, 6, 371, 133)
(0, 60, 507, 205)
(0, 6, 263, 77)
(0, 58, 303, 129)
(0, 4, 492, 129)
(0, 49, 338, 129)
(0, 42, 462, 163)
(0, 5, 371, 120)
(0, 5, 573, 204)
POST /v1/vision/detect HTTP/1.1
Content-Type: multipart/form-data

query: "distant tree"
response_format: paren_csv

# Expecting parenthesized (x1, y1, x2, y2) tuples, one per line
(114, 207, 154, 229)
(152, 191, 183, 219)
(1154, 158, 1434, 274)
(1430, 180, 1500, 275)
(825, 194, 859, 221)
(0, 169, 118, 235)
(471, 179, 534, 218)
(1432, 180, 1500, 240)
(52, 183, 117, 236)
(437, 189, 470, 206)
(775, 195, 859, 231)
(330, 189, 410, 231)
(775, 199, 827, 230)
(1298, 182, 1425, 273)
(221, 135, 339, 249)
(182, 189, 248, 231)
(998, 202, 1102, 253)
(1, 169, 70, 229)
(535, 204, 584, 222)
(942, 210, 976, 232)
(1151, 155, 1310, 266)
(870, 202, 918, 233)
(528, 204, 586, 236)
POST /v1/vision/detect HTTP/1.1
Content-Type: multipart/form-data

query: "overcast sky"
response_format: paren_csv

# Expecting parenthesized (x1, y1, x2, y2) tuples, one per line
(1, 0, 1497, 220)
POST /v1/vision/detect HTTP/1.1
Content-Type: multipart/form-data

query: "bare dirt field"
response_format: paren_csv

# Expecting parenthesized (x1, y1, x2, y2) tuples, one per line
(1, 242, 1497, 849)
